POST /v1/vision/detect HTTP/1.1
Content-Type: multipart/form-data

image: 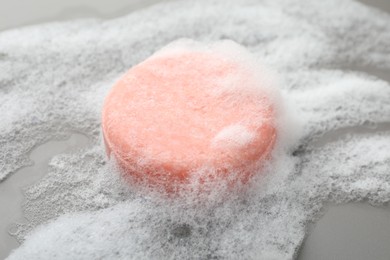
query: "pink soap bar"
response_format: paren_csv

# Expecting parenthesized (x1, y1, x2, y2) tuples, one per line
(102, 42, 276, 193)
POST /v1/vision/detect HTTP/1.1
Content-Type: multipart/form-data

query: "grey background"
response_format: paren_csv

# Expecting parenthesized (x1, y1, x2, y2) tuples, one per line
(0, 0, 390, 260)
(0, 0, 165, 32)
(0, 0, 389, 32)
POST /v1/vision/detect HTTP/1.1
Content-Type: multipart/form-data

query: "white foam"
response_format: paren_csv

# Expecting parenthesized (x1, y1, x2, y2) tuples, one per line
(0, 0, 389, 259)
(212, 124, 255, 148)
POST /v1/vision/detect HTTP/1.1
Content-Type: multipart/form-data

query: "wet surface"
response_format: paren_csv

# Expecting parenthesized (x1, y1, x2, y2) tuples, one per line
(299, 1, 390, 252)
(1, 0, 387, 32)
(0, 0, 169, 32)
(0, 134, 89, 260)
(357, 0, 390, 13)
(298, 203, 390, 260)
(342, 65, 390, 83)
(0, 0, 390, 259)
(296, 65, 390, 259)
(308, 122, 390, 148)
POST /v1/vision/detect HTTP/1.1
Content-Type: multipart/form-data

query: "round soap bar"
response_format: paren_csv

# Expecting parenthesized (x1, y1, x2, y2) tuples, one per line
(102, 41, 277, 194)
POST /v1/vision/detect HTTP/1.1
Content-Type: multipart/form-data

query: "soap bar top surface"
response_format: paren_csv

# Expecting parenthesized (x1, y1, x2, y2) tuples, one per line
(102, 40, 277, 192)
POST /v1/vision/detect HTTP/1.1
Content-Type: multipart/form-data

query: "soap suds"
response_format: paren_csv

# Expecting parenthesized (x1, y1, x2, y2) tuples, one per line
(0, 0, 389, 259)
(212, 124, 255, 148)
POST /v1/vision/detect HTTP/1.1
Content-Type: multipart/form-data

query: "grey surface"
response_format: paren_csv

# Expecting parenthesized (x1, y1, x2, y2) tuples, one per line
(298, 204, 390, 260)
(297, 1, 390, 259)
(359, 0, 390, 13)
(0, 134, 89, 260)
(0, 0, 388, 32)
(0, 0, 389, 260)
(0, 0, 166, 32)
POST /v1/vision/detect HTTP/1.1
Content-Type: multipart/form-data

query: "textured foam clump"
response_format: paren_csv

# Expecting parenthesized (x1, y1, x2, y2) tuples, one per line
(0, 0, 389, 259)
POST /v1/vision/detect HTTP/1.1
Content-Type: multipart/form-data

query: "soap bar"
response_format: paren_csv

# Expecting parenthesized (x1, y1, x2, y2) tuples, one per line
(102, 40, 277, 194)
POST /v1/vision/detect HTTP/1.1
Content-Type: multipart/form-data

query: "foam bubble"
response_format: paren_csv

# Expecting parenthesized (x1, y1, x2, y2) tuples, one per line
(0, 0, 389, 259)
